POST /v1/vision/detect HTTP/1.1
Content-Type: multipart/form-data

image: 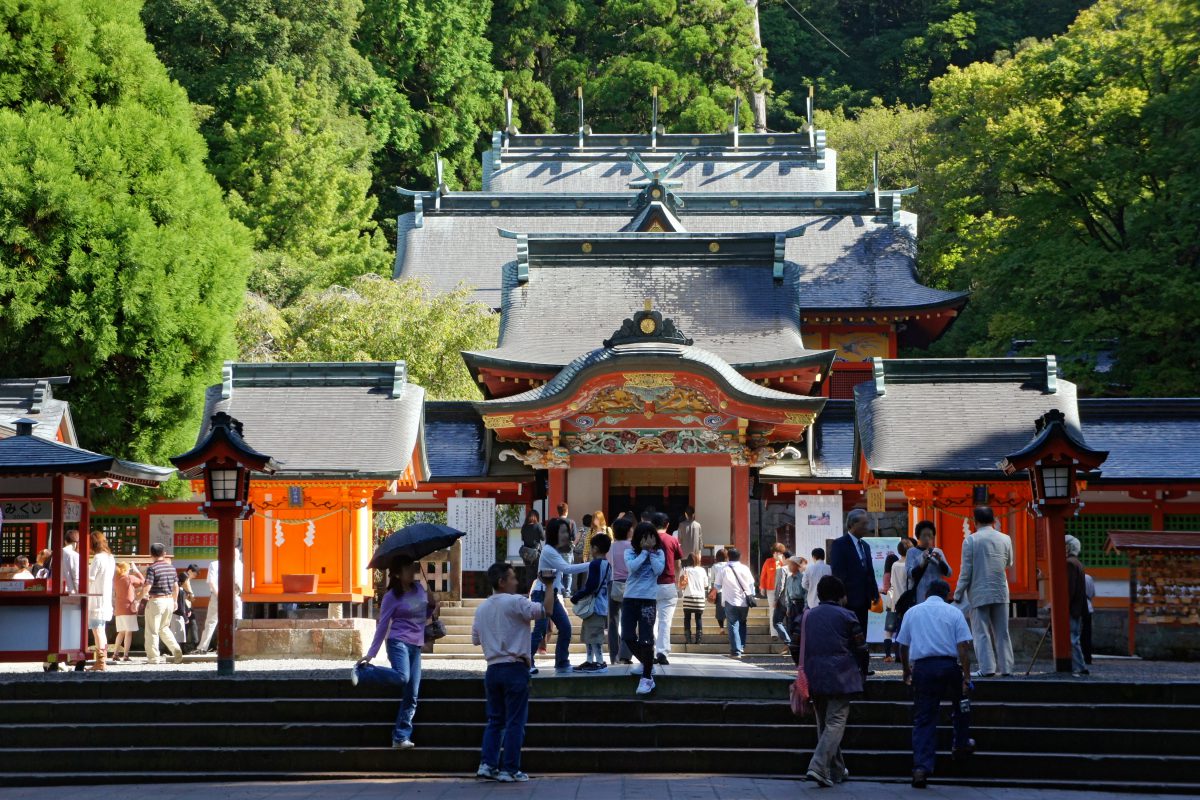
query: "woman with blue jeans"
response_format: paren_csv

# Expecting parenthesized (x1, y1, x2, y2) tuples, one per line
(530, 520, 591, 674)
(351, 557, 439, 748)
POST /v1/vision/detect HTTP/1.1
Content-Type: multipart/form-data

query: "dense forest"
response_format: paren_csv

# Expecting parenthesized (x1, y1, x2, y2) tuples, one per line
(1, 0, 1197, 471)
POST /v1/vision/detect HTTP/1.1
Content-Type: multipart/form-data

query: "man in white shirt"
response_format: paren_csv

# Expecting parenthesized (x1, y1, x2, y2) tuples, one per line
(896, 579, 975, 788)
(62, 530, 80, 594)
(473, 563, 555, 784)
(953, 506, 1015, 677)
(198, 547, 243, 653)
(802, 547, 832, 609)
(714, 547, 756, 658)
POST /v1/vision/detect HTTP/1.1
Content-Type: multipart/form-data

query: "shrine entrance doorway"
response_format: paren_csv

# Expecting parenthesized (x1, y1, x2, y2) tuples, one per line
(606, 468, 691, 530)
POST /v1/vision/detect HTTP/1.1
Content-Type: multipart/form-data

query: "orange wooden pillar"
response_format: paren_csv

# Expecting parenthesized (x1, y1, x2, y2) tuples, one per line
(731, 466, 750, 556)
(548, 468, 567, 520)
(1040, 507, 1074, 671)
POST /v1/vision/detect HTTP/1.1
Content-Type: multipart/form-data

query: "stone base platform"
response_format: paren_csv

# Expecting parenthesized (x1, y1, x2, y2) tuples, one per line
(235, 619, 377, 660)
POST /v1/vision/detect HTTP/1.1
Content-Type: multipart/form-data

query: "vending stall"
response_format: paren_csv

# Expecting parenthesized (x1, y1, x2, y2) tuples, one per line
(0, 418, 171, 669)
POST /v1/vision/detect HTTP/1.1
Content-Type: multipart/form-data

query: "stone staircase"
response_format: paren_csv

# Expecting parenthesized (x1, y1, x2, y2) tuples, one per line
(430, 598, 786, 658)
(3, 671, 1199, 791)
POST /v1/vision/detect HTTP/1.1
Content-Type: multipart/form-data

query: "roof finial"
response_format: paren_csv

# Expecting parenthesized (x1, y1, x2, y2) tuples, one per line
(731, 94, 741, 150)
(651, 86, 659, 151)
(577, 85, 586, 148)
(644, 298, 653, 312)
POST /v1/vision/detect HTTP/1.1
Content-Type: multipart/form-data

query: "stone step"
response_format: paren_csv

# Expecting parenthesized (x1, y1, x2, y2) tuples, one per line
(10, 721, 1199, 756)
(3, 746, 1198, 784)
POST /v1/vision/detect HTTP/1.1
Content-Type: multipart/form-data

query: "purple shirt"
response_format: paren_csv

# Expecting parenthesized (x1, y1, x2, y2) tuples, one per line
(608, 540, 632, 581)
(366, 583, 434, 657)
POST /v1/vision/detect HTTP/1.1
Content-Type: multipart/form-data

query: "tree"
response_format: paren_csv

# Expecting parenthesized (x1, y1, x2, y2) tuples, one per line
(921, 0, 1200, 394)
(236, 275, 499, 399)
(356, 0, 502, 217)
(0, 0, 252, 467)
(490, 0, 765, 134)
(759, 0, 1091, 124)
(215, 69, 391, 306)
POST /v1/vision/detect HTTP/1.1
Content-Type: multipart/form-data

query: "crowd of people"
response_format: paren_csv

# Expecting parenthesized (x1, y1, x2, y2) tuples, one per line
(343, 501, 1096, 787)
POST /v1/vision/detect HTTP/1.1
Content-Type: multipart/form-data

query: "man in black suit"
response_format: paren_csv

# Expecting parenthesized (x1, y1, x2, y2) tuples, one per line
(829, 508, 880, 637)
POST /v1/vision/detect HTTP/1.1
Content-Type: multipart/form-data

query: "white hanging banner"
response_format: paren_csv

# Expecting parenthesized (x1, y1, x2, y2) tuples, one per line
(793, 495, 844, 561)
(448, 498, 496, 572)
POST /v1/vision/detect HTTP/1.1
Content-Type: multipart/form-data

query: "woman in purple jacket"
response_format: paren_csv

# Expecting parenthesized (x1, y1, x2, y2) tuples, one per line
(351, 556, 440, 749)
(802, 575, 869, 787)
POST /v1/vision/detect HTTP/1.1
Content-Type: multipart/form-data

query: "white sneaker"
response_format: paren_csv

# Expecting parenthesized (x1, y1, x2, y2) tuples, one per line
(497, 771, 529, 782)
(635, 677, 655, 696)
(392, 739, 415, 749)
(475, 764, 498, 780)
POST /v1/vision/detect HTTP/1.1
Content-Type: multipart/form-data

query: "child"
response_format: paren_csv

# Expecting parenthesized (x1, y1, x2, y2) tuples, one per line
(680, 554, 708, 645)
(571, 533, 612, 672)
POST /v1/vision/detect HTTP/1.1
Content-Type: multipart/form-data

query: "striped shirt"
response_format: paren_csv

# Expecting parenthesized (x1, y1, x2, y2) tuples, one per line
(144, 561, 177, 598)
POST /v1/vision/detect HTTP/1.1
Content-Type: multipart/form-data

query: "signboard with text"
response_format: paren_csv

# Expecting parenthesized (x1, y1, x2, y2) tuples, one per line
(448, 498, 496, 572)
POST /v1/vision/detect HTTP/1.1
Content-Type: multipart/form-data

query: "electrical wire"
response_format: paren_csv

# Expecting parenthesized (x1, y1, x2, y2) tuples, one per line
(778, 0, 852, 59)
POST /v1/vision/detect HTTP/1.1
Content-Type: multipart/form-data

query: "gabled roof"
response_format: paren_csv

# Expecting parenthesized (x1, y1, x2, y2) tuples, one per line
(0, 422, 173, 486)
(1079, 399, 1200, 482)
(461, 232, 833, 375)
(482, 131, 834, 194)
(476, 341, 827, 418)
(199, 362, 425, 479)
(394, 202, 965, 317)
(757, 399, 858, 483)
(855, 357, 1082, 480)
(0, 376, 75, 444)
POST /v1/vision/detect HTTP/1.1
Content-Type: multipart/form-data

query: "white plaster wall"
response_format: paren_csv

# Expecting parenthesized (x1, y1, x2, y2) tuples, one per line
(567, 468, 604, 521)
(695, 467, 732, 546)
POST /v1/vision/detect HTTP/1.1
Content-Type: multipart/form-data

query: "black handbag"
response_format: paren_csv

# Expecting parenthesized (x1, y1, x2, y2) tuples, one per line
(424, 619, 447, 641)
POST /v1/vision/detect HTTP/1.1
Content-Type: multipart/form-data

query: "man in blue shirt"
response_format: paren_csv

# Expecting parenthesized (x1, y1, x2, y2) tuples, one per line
(896, 579, 975, 788)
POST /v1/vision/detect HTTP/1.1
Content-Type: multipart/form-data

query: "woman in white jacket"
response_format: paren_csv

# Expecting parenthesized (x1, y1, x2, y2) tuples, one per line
(86, 530, 117, 671)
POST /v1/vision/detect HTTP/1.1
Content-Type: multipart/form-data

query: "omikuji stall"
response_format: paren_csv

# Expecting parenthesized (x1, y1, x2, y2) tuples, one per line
(0, 419, 171, 668)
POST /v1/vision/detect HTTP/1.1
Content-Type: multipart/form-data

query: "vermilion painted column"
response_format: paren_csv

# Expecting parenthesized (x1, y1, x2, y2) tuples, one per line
(1041, 509, 1073, 672)
(731, 466, 750, 556)
(215, 508, 239, 676)
(547, 469, 567, 520)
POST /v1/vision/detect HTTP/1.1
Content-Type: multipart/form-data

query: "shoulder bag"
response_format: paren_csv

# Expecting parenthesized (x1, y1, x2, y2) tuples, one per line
(789, 611, 812, 716)
(572, 560, 607, 618)
(732, 565, 758, 608)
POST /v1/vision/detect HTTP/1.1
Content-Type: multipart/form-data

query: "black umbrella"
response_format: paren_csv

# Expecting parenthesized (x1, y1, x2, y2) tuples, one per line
(369, 523, 466, 569)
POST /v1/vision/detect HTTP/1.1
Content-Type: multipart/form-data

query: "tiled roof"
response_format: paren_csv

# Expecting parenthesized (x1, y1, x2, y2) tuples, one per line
(812, 400, 857, 480)
(476, 341, 827, 415)
(199, 362, 424, 478)
(394, 208, 964, 314)
(1107, 531, 1200, 551)
(423, 402, 487, 479)
(1079, 399, 1200, 482)
(485, 153, 838, 194)
(0, 431, 172, 484)
(855, 358, 1082, 480)
(0, 377, 73, 442)
(464, 256, 830, 371)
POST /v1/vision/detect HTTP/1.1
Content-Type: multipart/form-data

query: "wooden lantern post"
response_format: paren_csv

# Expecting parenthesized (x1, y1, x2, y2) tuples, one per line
(171, 412, 277, 675)
(999, 409, 1107, 672)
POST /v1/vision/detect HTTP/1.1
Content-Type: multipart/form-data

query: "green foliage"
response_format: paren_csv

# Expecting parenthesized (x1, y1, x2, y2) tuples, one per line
(921, 0, 1200, 394)
(491, 0, 765, 133)
(760, 0, 1089, 123)
(356, 0, 502, 217)
(0, 0, 252, 468)
(236, 274, 499, 399)
(215, 69, 390, 306)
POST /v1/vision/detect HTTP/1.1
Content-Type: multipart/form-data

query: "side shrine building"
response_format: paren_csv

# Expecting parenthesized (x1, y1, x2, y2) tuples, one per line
(9, 118, 1197, 659)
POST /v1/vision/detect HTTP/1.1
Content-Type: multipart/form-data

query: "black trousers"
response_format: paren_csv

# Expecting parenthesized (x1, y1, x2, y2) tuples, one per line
(684, 607, 703, 638)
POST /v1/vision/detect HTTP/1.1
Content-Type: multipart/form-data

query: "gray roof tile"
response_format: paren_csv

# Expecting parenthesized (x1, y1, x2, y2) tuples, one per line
(1079, 399, 1200, 481)
(423, 402, 487, 479)
(485, 153, 837, 194)
(394, 210, 963, 313)
(854, 358, 1082, 479)
(466, 259, 827, 370)
(0, 377, 73, 442)
(200, 364, 424, 478)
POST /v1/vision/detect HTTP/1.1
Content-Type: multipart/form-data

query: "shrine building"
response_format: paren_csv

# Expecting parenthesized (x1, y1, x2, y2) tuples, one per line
(8, 109, 1200, 658)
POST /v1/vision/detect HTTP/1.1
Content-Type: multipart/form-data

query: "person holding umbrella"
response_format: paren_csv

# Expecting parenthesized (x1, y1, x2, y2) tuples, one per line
(352, 523, 459, 749)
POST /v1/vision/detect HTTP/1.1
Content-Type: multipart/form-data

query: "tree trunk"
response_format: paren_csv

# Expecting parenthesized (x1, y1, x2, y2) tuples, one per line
(745, 0, 768, 132)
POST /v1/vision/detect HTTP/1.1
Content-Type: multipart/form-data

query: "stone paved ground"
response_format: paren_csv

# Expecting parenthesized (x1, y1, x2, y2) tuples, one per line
(0, 777, 1187, 800)
(4, 651, 1196, 684)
